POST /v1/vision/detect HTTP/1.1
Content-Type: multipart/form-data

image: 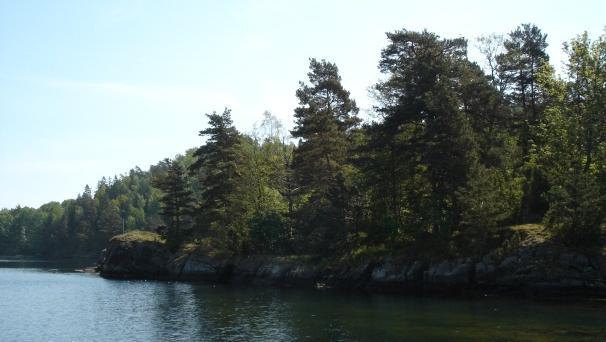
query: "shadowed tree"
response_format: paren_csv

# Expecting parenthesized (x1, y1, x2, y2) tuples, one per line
(498, 23, 549, 157)
(368, 30, 477, 241)
(497, 23, 550, 222)
(154, 159, 195, 250)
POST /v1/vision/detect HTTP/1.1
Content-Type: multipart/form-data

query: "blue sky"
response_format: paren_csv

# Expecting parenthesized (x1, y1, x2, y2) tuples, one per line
(1, 0, 604, 209)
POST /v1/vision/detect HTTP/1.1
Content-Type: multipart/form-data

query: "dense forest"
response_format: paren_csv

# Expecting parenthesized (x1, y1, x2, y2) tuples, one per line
(2, 24, 605, 258)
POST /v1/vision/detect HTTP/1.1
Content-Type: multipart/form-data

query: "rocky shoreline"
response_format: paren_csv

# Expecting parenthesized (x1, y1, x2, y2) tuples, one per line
(97, 231, 606, 298)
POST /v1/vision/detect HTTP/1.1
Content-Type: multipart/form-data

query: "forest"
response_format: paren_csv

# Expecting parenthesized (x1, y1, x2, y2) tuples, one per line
(1, 24, 605, 258)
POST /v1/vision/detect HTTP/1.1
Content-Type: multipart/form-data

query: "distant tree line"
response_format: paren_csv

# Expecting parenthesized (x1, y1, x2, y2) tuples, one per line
(0, 169, 164, 256)
(2, 24, 605, 257)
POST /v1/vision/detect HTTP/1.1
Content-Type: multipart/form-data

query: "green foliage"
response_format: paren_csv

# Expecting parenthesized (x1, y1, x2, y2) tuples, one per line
(112, 230, 164, 244)
(249, 210, 289, 254)
(456, 165, 523, 251)
(153, 159, 195, 250)
(544, 170, 605, 247)
(562, 31, 606, 173)
(497, 23, 551, 221)
(348, 243, 389, 261)
(190, 108, 246, 251)
(535, 32, 606, 248)
(370, 29, 479, 239)
(0, 169, 165, 256)
(291, 58, 360, 253)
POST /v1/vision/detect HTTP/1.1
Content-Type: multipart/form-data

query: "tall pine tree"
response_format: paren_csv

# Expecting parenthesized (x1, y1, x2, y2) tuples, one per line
(291, 58, 360, 252)
(370, 29, 477, 240)
(497, 23, 550, 222)
(190, 109, 243, 250)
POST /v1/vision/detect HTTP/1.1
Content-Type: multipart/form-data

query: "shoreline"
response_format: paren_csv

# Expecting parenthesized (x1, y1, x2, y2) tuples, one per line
(97, 232, 606, 299)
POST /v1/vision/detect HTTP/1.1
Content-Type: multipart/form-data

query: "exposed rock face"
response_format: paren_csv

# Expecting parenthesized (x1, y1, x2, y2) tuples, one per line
(425, 258, 472, 287)
(475, 242, 606, 296)
(98, 236, 606, 297)
(230, 256, 318, 287)
(98, 237, 170, 279)
(178, 252, 233, 282)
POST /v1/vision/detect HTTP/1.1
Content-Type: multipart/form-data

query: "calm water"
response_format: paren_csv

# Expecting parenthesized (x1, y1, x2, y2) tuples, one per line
(1, 261, 606, 341)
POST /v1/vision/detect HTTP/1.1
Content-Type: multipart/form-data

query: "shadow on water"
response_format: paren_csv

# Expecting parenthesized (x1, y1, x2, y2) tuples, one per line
(144, 281, 606, 341)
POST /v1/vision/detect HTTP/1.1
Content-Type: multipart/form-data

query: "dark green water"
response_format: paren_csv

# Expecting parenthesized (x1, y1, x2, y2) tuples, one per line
(1, 260, 606, 341)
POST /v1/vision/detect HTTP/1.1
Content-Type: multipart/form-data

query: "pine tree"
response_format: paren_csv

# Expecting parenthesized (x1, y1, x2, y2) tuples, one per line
(370, 29, 477, 239)
(95, 200, 122, 248)
(497, 23, 550, 222)
(190, 109, 243, 249)
(498, 23, 549, 158)
(292, 58, 359, 189)
(154, 159, 195, 249)
(76, 185, 97, 251)
(291, 58, 360, 252)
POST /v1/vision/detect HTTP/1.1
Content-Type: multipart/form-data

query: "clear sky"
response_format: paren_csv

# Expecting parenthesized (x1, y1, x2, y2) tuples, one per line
(1, 0, 604, 209)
